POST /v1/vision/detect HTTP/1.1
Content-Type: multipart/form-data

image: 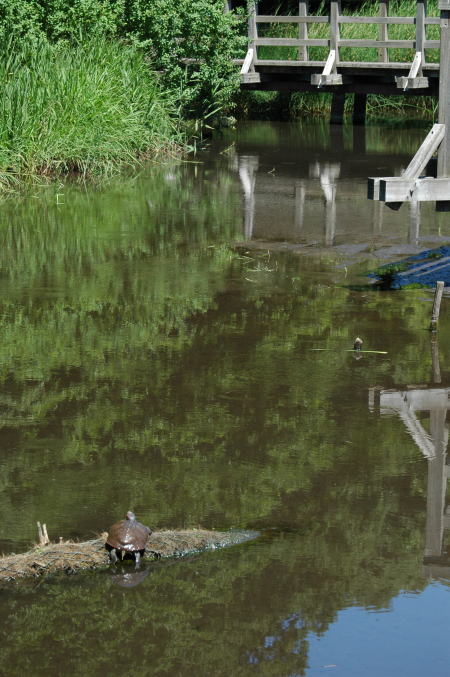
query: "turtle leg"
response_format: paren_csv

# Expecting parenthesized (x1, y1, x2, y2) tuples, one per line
(134, 551, 141, 568)
(109, 548, 118, 564)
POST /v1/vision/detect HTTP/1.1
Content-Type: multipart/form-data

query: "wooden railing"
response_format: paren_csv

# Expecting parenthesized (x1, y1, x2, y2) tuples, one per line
(241, 1, 440, 90)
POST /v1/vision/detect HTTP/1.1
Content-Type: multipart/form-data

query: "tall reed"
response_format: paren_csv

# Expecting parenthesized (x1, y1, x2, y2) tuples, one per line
(0, 37, 182, 185)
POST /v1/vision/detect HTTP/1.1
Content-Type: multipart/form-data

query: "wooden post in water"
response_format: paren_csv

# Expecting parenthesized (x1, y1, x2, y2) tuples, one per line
(430, 280, 445, 331)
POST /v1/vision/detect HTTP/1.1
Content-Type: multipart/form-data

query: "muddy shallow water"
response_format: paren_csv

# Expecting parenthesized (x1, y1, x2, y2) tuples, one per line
(1, 121, 450, 676)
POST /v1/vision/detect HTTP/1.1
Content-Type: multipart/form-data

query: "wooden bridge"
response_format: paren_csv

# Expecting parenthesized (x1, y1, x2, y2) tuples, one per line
(235, 1, 450, 210)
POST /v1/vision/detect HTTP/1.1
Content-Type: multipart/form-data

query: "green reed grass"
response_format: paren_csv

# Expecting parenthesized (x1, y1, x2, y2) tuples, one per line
(0, 37, 182, 186)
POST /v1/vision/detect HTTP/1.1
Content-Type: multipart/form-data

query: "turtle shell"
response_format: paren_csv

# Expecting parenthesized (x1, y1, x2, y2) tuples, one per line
(106, 515, 151, 552)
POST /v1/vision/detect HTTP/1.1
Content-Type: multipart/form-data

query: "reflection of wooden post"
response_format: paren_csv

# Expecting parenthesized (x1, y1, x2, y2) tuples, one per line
(409, 198, 420, 244)
(319, 164, 340, 246)
(430, 280, 445, 331)
(373, 200, 384, 234)
(294, 181, 305, 236)
(353, 124, 366, 154)
(431, 334, 442, 383)
(238, 156, 258, 240)
(325, 185, 336, 246)
(425, 408, 447, 557)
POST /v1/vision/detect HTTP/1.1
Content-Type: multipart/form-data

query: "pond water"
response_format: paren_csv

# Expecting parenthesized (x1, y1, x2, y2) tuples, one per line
(1, 121, 450, 676)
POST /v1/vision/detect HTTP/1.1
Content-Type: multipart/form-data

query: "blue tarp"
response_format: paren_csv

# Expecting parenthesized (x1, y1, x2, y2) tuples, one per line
(369, 246, 450, 289)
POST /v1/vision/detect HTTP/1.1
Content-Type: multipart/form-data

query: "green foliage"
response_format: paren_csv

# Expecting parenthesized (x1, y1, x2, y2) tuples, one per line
(121, 0, 246, 117)
(0, 0, 246, 119)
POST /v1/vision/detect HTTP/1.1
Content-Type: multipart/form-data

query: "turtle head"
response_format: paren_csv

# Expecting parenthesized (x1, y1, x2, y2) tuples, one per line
(126, 511, 136, 521)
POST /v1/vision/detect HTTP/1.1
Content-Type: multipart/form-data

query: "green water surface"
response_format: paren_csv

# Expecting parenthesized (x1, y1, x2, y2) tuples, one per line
(1, 122, 450, 676)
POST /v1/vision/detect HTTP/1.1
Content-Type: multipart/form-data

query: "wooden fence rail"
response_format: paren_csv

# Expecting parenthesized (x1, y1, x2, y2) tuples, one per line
(241, 0, 440, 92)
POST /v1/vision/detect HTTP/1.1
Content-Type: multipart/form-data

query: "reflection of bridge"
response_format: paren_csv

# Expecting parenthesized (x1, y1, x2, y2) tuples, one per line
(369, 353, 450, 580)
(237, 146, 425, 247)
(236, 1, 450, 209)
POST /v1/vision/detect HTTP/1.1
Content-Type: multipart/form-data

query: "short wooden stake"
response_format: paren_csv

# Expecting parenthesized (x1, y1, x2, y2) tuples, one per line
(430, 280, 445, 331)
(37, 521, 50, 546)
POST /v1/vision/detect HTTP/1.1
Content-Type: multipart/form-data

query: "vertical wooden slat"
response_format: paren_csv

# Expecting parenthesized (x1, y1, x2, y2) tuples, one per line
(378, 0, 389, 62)
(416, 0, 427, 64)
(438, 8, 450, 177)
(248, 1, 258, 70)
(298, 1, 309, 61)
(330, 0, 341, 61)
(248, 1, 257, 47)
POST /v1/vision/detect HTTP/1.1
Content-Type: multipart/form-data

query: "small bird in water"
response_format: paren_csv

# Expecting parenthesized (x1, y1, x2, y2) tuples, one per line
(353, 337, 363, 351)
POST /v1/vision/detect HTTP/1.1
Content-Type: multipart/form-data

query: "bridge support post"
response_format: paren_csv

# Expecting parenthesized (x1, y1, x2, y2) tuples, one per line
(353, 93, 367, 125)
(330, 92, 345, 124)
(438, 7, 450, 176)
(248, 1, 258, 55)
(437, 4, 450, 211)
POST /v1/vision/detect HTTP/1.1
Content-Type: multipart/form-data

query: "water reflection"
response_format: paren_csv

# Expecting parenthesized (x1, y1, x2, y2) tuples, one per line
(109, 565, 150, 588)
(231, 123, 446, 248)
(1, 122, 450, 675)
(371, 338, 450, 580)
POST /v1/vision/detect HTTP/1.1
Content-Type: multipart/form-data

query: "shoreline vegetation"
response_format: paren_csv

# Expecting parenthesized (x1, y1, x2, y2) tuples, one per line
(0, 0, 440, 187)
(0, 38, 182, 188)
(0, 0, 245, 188)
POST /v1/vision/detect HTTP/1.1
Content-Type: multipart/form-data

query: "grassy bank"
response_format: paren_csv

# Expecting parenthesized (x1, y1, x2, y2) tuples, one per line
(0, 0, 244, 186)
(0, 38, 182, 188)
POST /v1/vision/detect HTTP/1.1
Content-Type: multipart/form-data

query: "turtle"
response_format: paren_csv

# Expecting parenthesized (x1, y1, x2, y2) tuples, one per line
(106, 511, 152, 567)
